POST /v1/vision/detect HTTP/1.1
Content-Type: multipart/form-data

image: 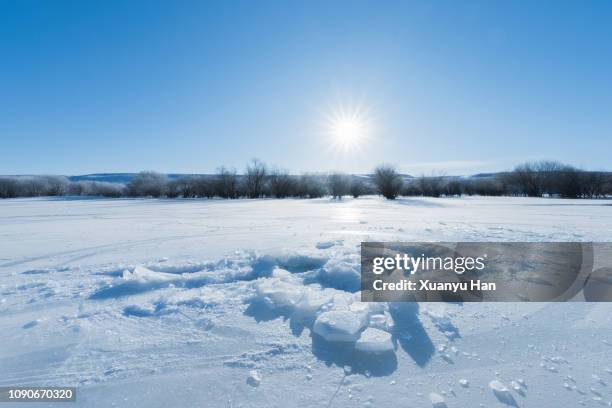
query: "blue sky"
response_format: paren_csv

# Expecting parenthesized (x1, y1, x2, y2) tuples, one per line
(1, 0, 611, 175)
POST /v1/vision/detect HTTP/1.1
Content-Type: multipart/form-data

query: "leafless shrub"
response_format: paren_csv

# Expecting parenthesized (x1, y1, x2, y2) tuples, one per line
(165, 180, 180, 198)
(349, 179, 366, 198)
(327, 172, 351, 199)
(215, 166, 239, 199)
(0, 177, 20, 198)
(582, 171, 607, 198)
(88, 181, 124, 197)
(373, 165, 403, 200)
(443, 179, 463, 197)
(173, 175, 214, 198)
(418, 174, 445, 198)
(511, 162, 541, 197)
(401, 180, 422, 196)
(510, 160, 591, 198)
(245, 158, 267, 198)
(43, 176, 70, 196)
(469, 178, 506, 196)
(127, 171, 168, 197)
(67, 181, 88, 196)
(173, 176, 196, 198)
(296, 174, 326, 198)
(268, 168, 295, 198)
(194, 176, 215, 198)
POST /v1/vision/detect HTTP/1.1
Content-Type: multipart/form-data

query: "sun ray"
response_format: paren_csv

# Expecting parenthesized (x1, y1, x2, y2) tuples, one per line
(322, 101, 373, 153)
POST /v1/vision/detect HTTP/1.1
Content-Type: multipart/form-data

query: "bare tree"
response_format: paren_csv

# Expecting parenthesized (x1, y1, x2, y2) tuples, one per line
(443, 179, 462, 197)
(327, 172, 350, 199)
(193, 176, 215, 198)
(296, 174, 326, 198)
(165, 179, 180, 198)
(374, 165, 404, 200)
(401, 180, 422, 196)
(68, 181, 88, 196)
(349, 179, 366, 198)
(245, 158, 267, 198)
(582, 171, 607, 198)
(469, 177, 506, 196)
(268, 168, 294, 198)
(172, 176, 195, 198)
(535, 161, 565, 196)
(512, 163, 541, 197)
(93, 182, 124, 197)
(127, 171, 168, 197)
(511, 160, 584, 198)
(419, 173, 446, 198)
(0, 177, 20, 198)
(215, 166, 239, 199)
(556, 167, 582, 198)
(42, 176, 70, 196)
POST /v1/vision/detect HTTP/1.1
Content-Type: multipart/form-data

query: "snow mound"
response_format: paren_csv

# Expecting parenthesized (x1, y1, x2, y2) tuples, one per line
(313, 310, 365, 342)
(355, 328, 394, 353)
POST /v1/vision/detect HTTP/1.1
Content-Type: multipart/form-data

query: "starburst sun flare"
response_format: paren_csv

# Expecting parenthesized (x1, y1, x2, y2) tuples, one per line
(324, 106, 372, 152)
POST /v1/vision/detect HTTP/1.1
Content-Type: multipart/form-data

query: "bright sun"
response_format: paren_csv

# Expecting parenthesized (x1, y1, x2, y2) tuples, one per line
(326, 108, 370, 152)
(332, 117, 364, 146)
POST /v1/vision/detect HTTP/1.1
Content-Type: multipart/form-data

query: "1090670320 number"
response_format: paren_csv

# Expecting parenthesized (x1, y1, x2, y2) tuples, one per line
(0, 387, 76, 402)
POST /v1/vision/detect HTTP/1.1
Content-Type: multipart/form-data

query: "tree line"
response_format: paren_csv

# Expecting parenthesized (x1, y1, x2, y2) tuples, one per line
(0, 160, 610, 200)
(402, 161, 611, 199)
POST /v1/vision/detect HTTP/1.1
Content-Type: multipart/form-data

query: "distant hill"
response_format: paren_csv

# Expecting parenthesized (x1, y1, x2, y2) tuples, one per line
(67, 173, 419, 185)
(68, 173, 208, 184)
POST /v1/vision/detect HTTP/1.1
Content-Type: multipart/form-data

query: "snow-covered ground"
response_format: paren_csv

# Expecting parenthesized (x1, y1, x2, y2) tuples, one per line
(1, 196, 611, 407)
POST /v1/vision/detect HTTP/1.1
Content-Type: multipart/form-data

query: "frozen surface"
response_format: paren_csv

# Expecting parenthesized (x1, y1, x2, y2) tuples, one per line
(1, 196, 612, 407)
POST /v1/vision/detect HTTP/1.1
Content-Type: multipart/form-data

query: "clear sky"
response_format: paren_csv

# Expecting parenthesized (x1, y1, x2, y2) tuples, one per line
(1, 0, 611, 176)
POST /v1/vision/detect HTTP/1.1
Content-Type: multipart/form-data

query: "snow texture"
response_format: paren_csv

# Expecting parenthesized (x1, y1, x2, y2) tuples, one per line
(0, 196, 611, 407)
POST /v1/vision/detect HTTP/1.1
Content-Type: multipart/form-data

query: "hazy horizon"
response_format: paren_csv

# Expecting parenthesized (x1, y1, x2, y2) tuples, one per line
(4, 158, 611, 179)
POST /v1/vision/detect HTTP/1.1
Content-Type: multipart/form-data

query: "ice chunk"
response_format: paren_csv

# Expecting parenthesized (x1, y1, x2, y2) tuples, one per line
(510, 380, 525, 396)
(123, 303, 156, 317)
(368, 312, 395, 332)
(313, 310, 365, 342)
(425, 307, 459, 339)
(22, 319, 40, 329)
(126, 265, 176, 282)
(347, 301, 384, 327)
(255, 274, 303, 310)
(459, 378, 469, 387)
(247, 370, 261, 387)
(355, 328, 394, 353)
(489, 380, 517, 406)
(429, 392, 447, 408)
(318, 255, 361, 291)
(293, 288, 334, 320)
(316, 240, 342, 249)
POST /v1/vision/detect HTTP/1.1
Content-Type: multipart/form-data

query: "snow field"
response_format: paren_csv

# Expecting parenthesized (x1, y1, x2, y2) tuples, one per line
(1, 196, 612, 407)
